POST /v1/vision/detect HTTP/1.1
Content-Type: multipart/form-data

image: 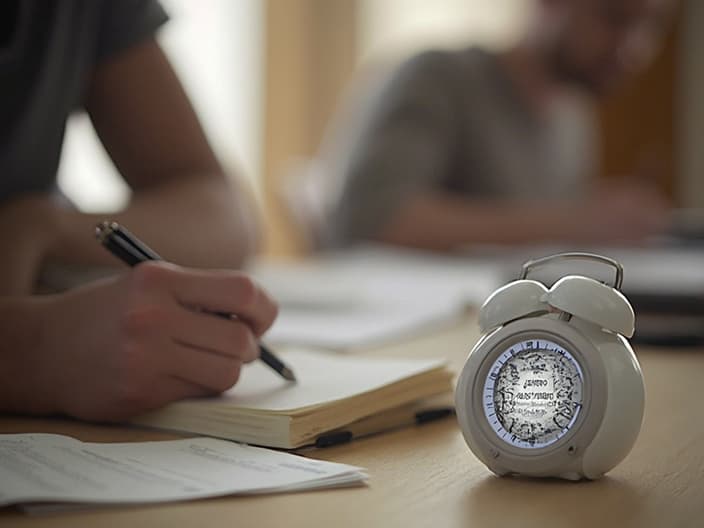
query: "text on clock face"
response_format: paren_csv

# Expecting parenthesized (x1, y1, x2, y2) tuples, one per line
(482, 339, 584, 449)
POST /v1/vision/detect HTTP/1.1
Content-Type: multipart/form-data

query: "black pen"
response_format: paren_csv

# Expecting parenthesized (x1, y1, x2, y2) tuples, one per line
(95, 221, 296, 382)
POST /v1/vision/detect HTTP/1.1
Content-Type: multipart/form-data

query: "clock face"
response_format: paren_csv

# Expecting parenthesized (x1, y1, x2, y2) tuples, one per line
(482, 338, 584, 449)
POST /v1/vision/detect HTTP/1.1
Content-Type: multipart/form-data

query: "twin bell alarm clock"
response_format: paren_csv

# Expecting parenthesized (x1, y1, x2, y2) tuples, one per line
(455, 253, 645, 481)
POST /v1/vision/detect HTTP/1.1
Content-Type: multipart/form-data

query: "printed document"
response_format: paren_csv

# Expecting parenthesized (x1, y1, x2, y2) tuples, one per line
(0, 433, 367, 507)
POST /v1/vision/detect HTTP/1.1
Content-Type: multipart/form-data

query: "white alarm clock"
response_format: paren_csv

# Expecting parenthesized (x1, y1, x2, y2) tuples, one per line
(455, 253, 645, 481)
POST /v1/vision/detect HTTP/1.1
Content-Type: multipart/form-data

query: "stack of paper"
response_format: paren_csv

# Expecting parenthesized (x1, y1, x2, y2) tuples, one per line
(0, 434, 367, 509)
(250, 246, 501, 349)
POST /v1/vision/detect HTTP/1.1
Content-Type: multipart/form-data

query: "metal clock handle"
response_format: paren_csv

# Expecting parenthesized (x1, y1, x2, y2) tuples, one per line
(519, 252, 624, 290)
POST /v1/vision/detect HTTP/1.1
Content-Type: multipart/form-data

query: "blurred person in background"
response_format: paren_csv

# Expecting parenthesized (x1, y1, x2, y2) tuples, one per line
(0, 1, 276, 421)
(314, 0, 677, 251)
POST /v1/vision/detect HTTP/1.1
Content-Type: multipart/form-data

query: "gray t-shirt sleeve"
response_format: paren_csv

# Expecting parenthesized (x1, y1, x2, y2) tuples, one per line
(322, 51, 460, 246)
(95, 0, 169, 63)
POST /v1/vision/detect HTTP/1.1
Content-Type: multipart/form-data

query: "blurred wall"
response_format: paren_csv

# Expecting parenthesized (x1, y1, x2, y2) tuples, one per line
(53, 1, 702, 256)
(262, 0, 357, 256)
(262, 0, 530, 256)
(679, 0, 704, 207)
(358, 0, 529, 63)
(596, 7, 681, 198)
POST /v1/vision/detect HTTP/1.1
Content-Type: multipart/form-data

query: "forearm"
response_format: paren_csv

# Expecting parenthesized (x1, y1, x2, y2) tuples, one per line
(0, 196, 62, 295)
(68, 39, 260, 270)
(51, 176, 260, 269)
(377, 192, 575, 251)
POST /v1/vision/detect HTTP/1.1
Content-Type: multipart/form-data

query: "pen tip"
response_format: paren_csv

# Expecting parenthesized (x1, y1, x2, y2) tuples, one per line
(281, 368, 297, 382)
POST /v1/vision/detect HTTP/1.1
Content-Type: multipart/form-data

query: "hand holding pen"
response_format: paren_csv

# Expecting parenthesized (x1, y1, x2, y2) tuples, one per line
(29, 242, 284, 422)
(96, 221, 295, 382)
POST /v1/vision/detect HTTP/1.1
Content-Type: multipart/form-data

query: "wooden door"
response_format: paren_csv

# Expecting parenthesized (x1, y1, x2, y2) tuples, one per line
(597, 8, 682, 199)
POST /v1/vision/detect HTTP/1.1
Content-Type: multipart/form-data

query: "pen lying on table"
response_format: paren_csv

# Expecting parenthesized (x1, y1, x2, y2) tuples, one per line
(95, 220, 296, 382)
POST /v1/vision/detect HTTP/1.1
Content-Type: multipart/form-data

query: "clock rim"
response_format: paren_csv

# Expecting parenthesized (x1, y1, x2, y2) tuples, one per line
(458, 317, 608, 471)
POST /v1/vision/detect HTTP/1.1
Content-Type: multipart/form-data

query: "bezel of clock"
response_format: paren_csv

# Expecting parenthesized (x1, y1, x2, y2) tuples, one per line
(457, 317, 609, 477)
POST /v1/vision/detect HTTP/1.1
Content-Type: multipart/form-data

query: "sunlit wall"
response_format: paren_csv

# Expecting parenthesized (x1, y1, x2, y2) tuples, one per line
(358, 0, 531, 64)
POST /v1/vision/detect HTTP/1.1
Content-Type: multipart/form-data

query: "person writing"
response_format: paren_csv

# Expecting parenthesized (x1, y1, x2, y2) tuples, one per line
(314, 0, 676, 251)
(0, 1, 277, 420)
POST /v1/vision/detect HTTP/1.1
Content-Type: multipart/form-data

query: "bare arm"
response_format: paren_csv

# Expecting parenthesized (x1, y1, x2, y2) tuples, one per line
(0, 36, 274, 418)
(378, 185, 670, 251)
(50, 38, 259, 270)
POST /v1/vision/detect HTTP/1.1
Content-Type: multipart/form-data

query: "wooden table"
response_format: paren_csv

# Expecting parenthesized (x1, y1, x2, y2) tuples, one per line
(1, 315, 703, 528)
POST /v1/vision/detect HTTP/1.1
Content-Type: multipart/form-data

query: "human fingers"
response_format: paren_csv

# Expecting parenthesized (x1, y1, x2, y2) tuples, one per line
(65, 367, 215, 422)
(118, 293, 260, 364)
(133, 262, 278, 337)
(110, 375, 216, 419)
(156, 376, 219, 404)
(91, 353, 238, 420)
(167, 309, 260, 364)
(166, 340, 245, 394)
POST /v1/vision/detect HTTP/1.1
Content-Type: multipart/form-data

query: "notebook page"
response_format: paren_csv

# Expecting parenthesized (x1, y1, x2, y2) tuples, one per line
(215, 350, 446, 412)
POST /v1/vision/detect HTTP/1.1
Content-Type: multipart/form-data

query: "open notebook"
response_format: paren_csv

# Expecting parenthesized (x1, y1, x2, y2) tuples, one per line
(131, 350, 454, 449)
